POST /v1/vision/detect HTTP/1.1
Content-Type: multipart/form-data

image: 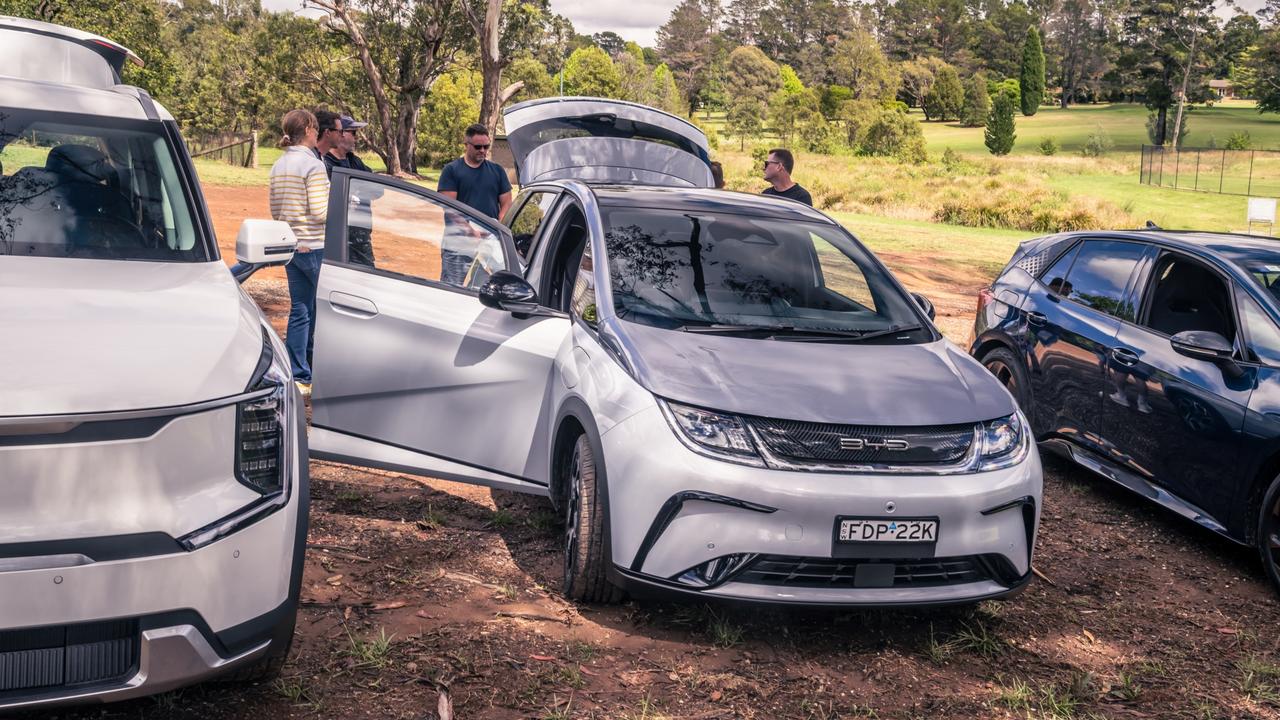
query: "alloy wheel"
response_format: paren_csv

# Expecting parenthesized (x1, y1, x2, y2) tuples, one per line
(986, 358, 1018, 397)
(563, 445, 582, 581)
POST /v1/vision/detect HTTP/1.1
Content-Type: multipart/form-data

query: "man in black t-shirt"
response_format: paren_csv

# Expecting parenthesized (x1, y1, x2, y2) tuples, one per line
(325, 115, 377, 266)
(761, 148, 813, 206)
(437, 123, 512, 285)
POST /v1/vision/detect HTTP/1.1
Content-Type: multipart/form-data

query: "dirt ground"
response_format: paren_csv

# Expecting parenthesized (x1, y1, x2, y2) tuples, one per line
(38, 186, 1280, 720)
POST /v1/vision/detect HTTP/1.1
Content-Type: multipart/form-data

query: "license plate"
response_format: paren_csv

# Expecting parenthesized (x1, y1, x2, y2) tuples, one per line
(838, 518, 938, 543)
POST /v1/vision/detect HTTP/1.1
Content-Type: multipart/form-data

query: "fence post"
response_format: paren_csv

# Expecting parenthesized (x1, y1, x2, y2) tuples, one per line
(1158, 147, 1165, 187)
(1194, 150, 1200, 191)
(1249, 150, 1255, 196)
(1174, 146, 1181, 189)
(248, 131, 259, 169)
(1221, 149, 1226, 193)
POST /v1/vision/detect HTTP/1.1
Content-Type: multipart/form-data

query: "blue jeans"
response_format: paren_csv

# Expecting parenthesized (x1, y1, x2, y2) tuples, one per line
(285, 250, 323, 382)
(440, 248, 473, 287)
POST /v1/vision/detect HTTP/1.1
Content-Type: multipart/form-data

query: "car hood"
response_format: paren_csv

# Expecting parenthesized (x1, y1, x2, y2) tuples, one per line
(604, 320, 1016, 426)
(1, 258, 264, 416)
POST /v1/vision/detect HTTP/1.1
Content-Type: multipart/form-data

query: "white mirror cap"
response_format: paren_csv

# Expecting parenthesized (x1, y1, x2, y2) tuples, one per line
(236, 219, 299, 265)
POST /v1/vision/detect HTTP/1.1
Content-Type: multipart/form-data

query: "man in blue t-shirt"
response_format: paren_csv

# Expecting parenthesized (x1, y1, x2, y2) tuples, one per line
(437, 124, 513, 285)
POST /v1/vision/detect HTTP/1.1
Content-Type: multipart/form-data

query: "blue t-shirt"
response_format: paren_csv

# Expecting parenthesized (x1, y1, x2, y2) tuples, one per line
(437, 158, 512, 219)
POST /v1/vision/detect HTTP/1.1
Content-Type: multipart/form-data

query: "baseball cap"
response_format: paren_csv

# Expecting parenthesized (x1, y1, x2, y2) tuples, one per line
(340, 115, 368, 130)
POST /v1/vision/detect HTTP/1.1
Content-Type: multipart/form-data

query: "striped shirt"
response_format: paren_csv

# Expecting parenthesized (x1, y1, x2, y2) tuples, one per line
(269, 146, 329, 250)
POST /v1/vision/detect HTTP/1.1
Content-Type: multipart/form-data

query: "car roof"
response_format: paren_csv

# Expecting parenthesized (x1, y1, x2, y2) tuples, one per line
(582, 184, 834, 224)
(0, 75, 171, 122)
(1067, 229, 1280, 268)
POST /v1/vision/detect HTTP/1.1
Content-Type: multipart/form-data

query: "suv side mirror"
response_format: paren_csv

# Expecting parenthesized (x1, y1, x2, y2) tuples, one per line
(479, 270, 539, 316)
(913, 292, 936, 321)
(1171, 330, 1244, 378)
(236, 219, 298, 266)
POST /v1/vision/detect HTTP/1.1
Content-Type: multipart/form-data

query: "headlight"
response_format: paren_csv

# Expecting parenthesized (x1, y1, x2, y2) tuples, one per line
(975, 412, 1029, 471)
(659, 400, 764, 467)
(235, 328, 291, 494)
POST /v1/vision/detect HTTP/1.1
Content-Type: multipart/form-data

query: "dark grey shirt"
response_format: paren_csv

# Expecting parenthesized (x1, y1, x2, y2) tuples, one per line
(438, 158, 512, 219)
(762, 183, 813, 207)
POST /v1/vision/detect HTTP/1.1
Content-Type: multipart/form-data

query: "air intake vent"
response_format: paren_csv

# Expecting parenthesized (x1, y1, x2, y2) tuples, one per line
(736, 555, 1016, 588)
(0, 620, 137, 697)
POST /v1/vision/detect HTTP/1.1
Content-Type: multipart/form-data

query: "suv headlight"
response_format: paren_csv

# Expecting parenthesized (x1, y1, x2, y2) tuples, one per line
(975, 412, 1030, 471)
(659, 400, 764, 467)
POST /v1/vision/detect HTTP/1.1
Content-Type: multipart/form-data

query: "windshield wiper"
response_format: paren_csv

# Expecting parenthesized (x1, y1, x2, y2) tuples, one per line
(677, 323, 867, 338)
(770, 324, 925, 342)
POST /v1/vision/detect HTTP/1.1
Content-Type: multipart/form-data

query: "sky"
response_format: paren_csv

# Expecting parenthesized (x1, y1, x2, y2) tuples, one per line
(261, 0, 677, 47)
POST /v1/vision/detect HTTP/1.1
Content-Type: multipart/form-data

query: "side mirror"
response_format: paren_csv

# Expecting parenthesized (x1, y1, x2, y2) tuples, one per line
(913, 292, 936, 321)
(479, 270, 539, 316)
(1171, 330, 1244, 378)
(236, 219, 298, 266)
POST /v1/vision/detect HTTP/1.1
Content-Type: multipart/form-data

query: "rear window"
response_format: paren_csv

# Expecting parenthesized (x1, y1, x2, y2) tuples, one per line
(0, 28, 117, 87)
(0, 108, 207, 262)
(1044, 239, 1146, 320)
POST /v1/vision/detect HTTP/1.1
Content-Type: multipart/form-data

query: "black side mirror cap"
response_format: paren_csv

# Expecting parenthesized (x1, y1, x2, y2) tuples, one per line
(913, 292, 936, 321)
(479, 270, 539, 316)
(1170, 330, 1245, 378)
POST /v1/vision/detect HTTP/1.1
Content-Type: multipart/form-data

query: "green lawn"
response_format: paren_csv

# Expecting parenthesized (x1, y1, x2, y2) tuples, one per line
(833, 211, 1033, 279)
(918, 101, 1280, 156)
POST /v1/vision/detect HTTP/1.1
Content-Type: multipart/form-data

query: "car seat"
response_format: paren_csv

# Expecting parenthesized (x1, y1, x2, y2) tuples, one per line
(44, 144, 135, 249)
(1148, 262, 1232, 339)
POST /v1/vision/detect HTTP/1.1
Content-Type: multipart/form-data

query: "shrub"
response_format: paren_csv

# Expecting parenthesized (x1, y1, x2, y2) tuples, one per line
(1038, 137, 1059, 156)
(924, 64, 964, 122)
(1225, 131, 1252, 150)
(1081, 124, 1113, 157)
(941, 147, 963, 167)
(984, 93, 1016, 155)
(960, 74, 991, 128)
(862, 106, 928, 163)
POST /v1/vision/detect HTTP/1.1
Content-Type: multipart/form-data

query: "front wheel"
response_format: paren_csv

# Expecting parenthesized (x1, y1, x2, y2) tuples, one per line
(982, 346, 1031, 411)
(562, 435, 624, 604)
(1257, 475, 1280, 594)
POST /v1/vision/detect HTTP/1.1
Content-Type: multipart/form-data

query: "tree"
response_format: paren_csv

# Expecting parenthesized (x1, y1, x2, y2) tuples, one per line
(924, 63, 964, 122)
(1020, 27, 1045, 116)
(722, 0, 769, 46)
(960, 73, 991, 127)
(616, 50, 654, 104)
(724, 45, 781, 148)
(463, 0, 552, 134)
(307, 0, 473, 176)
(650, 63, 687, 115)
(418, 70, 482, 166)
(1238, 30, 1280, 114)
(592, 31, 627, 57)
(1120, 0, 1216, 146)
(971, 0, 1036, 79)
(828, 28, 901, 103)
(563, 45, 620, 97)
(985, 91, 1016, 155)
(899, 57, 946, 109)
(771, 87, 823, 144)
(656, 0, 720, 114)
(505, 54, 556, 103)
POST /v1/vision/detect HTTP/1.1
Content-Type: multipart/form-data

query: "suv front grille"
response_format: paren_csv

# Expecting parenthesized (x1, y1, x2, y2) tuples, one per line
(736, 555, 1010, 588)
(748, 418, 975, 466)
(0, 620, 138, 697)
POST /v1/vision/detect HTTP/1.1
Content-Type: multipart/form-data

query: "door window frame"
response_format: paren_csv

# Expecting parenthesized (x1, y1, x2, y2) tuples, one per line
(321, 166, 518, 296)
(504, 186, 562, 268)
(1038, 236, 1148, 322)
(1129, 247, 1244, 352)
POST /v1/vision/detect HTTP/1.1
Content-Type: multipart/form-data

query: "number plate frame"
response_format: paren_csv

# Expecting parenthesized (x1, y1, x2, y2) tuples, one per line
(834, 517, 939, 544)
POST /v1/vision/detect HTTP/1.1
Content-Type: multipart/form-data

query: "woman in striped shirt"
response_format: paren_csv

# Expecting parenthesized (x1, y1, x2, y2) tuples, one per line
(270, 109, 330, 395)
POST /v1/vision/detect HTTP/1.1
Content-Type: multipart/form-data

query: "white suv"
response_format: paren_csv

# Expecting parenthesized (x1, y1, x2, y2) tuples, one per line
(0, 18, 307, 709)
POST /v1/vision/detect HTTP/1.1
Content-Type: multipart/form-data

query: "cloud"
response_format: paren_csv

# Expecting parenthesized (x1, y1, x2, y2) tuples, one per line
(548, 0, 678, 46)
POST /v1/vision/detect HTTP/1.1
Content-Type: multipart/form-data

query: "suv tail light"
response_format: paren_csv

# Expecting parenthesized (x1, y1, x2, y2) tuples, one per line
(976, 287, 995, 317)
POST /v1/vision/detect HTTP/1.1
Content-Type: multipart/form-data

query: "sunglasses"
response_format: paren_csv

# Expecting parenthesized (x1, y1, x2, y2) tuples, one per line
(342, 129, 359, 136)
(469, 143, 491, 150)
(762, 159, 780, 168)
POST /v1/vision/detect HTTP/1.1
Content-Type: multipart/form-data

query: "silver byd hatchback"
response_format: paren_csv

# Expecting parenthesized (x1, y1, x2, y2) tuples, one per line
(294, 98, 1043, 606)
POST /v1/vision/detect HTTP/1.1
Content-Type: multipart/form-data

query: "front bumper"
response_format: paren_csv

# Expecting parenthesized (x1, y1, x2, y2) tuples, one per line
(601, 405, 1043, 605)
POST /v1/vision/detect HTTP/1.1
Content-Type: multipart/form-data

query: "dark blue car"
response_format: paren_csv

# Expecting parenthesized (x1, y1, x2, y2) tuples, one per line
(971, 229, 1280, 591)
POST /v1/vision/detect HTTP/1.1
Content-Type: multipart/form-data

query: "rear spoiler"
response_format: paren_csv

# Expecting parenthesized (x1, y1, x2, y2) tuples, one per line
(0, 15, 144, 79)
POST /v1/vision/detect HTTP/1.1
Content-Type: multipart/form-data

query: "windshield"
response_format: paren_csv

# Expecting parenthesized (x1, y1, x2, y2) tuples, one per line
(0, 109, 206, 261)
(603, 207, 928, 341)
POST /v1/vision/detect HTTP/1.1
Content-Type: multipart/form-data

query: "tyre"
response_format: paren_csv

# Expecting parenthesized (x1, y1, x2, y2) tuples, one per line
(982, 346, 1031, 411)
(1257, 474, 1280, 594)
(562, 434, 624, 604)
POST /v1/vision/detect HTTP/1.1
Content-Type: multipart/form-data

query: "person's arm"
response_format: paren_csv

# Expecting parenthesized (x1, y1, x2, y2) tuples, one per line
(304, 163, 330, 229)
(437, 162, 458, 200)
(497, 191, 513, 221)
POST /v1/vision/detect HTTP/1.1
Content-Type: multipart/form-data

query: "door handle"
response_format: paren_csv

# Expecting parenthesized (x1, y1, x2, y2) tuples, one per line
(1111, 347, 1140, 366)
(1026, 311, 1047, 326)
(329, 291, 379, 318)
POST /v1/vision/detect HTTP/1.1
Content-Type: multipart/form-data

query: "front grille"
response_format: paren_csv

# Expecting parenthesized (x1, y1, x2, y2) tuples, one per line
(737, 555, 999, 589)
(0, 620, 138, 697)
(748, 418, 975, 466)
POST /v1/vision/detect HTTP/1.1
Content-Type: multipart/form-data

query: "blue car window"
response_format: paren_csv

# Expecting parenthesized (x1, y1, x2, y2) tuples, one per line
(1239, 290, 1280, 366)
(1041, 242, 1081, 296)
(1059, 240, 1146, 320)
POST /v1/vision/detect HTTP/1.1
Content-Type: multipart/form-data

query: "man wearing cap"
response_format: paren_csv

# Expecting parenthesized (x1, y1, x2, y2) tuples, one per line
(323, 115, 372, 175)
(324, 115, 377, 266)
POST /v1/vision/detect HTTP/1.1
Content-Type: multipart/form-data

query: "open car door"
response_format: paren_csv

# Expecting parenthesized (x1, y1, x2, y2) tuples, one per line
(308, 168, 570, 494)
(503, 97, 714, 188)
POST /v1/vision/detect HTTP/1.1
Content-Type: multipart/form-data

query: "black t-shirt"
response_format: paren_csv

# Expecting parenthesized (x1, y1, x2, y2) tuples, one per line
(762, 183, 813, 207)
(438, 158, 512, 219)
(323, 151, 372, 177)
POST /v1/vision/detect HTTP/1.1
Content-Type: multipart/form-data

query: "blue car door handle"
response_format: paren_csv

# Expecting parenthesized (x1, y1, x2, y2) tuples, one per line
(329, 291, 379, 318)
(1111, 347, 1140, 366)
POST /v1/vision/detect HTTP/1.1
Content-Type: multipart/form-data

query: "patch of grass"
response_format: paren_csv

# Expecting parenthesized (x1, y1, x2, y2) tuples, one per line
(994, 677, 1034, 712)
(273, 676, 319, 708)
(344, 626, 395, 670)
(707, 610, 744, 649)
(948, 621, 1005, 658)
(526, 510, 559, 532)
(541, 695, 574, 720)
(1110, 671, 1142, 701)
(497, 582, 519, 601)
(565, 640, 597, 663)
(489, 507, 517, 528)
(552, 664, 586, 689)
(417, 502, 446, 530)
(1237, 655, 1280, 702)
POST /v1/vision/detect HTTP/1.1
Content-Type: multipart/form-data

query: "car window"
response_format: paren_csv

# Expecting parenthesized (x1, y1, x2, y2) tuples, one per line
(507, 190, 557, 262)
(1237, 289, 1280, 365)
(1039, 241, 1080, 296)
(602, 207, 927, 341)
(0, 108, 204, 261)
(569, 239, 597, 323)
(1138, 254, 1236, 341)
(1054, 240, 1145, 320)
(346, 178, 505, 290)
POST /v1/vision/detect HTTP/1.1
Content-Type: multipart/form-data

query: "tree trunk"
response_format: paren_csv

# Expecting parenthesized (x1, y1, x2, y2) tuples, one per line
(474, 0, 505, 133)
(394, 93, 424, 176)
(1155, 106, 1168, 146)
(1170, 27, 1198, 149)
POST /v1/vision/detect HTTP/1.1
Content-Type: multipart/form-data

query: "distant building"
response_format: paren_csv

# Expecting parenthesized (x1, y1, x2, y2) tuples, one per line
(1210, 79, 1236, 100)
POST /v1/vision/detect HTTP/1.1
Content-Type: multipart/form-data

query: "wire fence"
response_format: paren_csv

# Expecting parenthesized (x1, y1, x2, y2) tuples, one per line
(1140, 144, 1280, 197)
(188, 132, 258, 168)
